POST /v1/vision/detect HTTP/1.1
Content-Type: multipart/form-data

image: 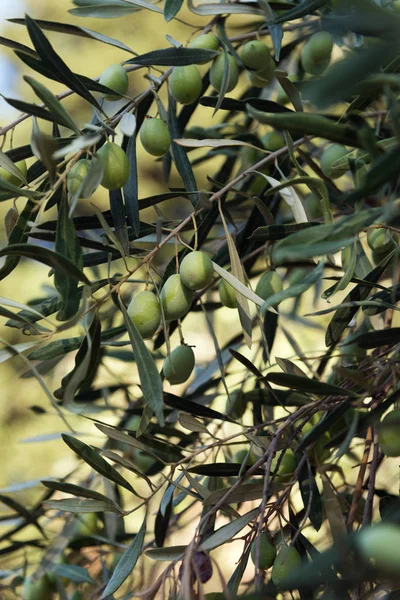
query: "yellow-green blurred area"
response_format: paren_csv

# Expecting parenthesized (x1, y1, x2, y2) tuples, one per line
(0, 2, 399, 598)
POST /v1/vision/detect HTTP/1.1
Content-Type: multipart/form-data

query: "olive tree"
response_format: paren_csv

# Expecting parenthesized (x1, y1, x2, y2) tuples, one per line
(1, 0, 400, 598)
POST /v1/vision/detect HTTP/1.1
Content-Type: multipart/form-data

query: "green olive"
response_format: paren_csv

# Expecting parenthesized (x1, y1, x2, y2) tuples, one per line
(66, 159, 92, 198)
(132, 448, 155, 472)
(140, 118, 171, 157)
(241, 40, 275, 85)
(218, 279, 238, 309)
(232, 449, 255, 465)
(301, 31, 334, 76)
(97, 142, 130, 190)
(170, 65, 203, 105)
(320, 144, 348, 179)
(378, 410, 400, 457)
(276, 74, 298, 105)
(72, 512, 99, 537)
(367, 228, 398, 253)
(179, 251, 214, 291)
(210, 54, 239, 93)
(271, 545, 301, 587)
(127, 290, 161, 339)
(250, 533, 277, 570)
(22, 575, 53, 600)
(0, 159, 27, 186)
(163, 344, 195, 384)
(271, 449, 296, 483)
(357, 523, 400, 573)
(261, 131, 285, 152)
(225, 390, 247, 419)
(255, 270, 283, 302)
(160, 274, 193, 321)
(99, 64, 128, 101)
(303, 192, 323, 220)
(190, 33, 219, 51)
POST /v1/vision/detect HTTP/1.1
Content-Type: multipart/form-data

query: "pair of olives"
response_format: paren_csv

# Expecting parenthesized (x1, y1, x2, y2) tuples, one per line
(250, 535, 301, 585)
(66, 141, 130, 196)
(301, 31, 334, 76)
(241, 40, 275, 87)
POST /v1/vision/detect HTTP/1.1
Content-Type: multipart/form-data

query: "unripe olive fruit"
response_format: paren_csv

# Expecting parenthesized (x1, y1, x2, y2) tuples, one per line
(301, 32, 333, 76)
(271, 449, 296, 483)
(179, 251, 214, 291)
(218, 279, 237, 309)
(250, 534, 277, 570)
(99, 64, 128, 101)
(127, 290, 161, 339)
(303, 192, 323, 220)
(163, 344, 195, 385)
(320, 144, 348, 179)
(170, 65, 203, 105)
(73, 512, 99, 537)
(97, 142, 130, 190)
(190, 33, 219, 51)
(132, 448, 155, 472)
(225, 390, 247, 419)
(160, 274, 193, 320)
(276, 74, 297, 105)
(255, 270, 283, 302)
(0, 159, 27, 186)
(367, 228, 398, 253)
(261, 131, 285, 152)
(233, 449, 255, 465)
(210, 54, 239, 93)
(241, 41, 274, 84)
(22, 575, 53, 600)
(378, 410, 400, 457)
(125, 414, 141, 431)
(357, 523, 400, 573)
(140, 118, 171, 157)
(271, 545, 301, 587)
(66, 159, 91, 198)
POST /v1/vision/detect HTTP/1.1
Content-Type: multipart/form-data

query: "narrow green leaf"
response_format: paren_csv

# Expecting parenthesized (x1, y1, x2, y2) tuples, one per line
(43, 498, 121, 513)
(52, 564, 95, 584)
(187, 0, 264, 16)
(123, 134, 140, 237)
(164, 0, 183, 21)
(272, 209, 381, 264)
(101, 516, 146, 598)
(146, 546, 186, 561)
(55, 191, 83, 320)
(23, 76, 80, 134)
(247, 106, 361, 147)
(120, 299, 164, 426)
(270, 0, 328, 24)
(264, 372, 358, 397)
(0, 243, 90, 284)
(125, 47, 218, 66)
(25, 15, 103, 113)
(41, 480, 122, 510)
(200, 508, 258, 551)
(62, 434, 136, 494)
(9, 18, 135, 53)
(69, 5, 140, 18)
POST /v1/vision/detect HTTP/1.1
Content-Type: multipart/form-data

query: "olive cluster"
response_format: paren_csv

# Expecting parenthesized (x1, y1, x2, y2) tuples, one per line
(127, 251, 214, 385)
(249, 534, 301, 586)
